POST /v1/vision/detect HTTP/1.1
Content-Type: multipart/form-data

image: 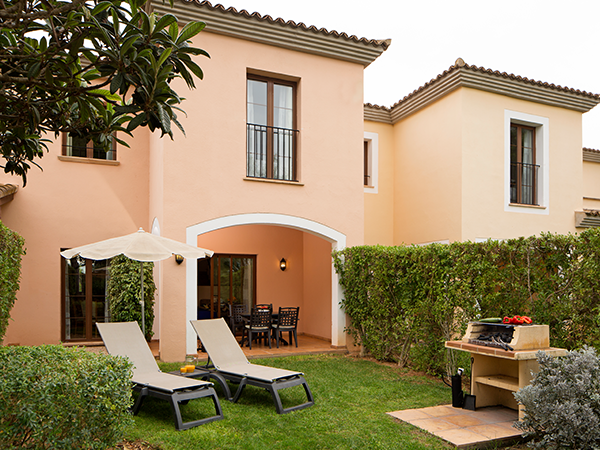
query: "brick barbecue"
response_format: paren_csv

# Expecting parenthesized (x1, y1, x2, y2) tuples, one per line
(445, 322, 566, 419)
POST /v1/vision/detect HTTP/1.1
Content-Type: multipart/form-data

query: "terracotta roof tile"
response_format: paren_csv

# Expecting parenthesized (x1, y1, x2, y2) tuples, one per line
(364, 102, 391, 111)
(583, 147, 600, 153)
(181, 0, 391, 50)
(388, 58, 600, 110)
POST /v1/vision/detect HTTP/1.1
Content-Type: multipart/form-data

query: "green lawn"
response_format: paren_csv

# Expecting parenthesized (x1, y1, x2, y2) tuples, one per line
(122, 354, 457, 449)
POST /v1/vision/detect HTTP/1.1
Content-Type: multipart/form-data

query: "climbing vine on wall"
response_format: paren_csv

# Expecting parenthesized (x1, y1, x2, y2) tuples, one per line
(0, 221, 25, 343)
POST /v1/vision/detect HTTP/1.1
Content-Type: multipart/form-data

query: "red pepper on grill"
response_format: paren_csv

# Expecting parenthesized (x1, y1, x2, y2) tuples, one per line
(503, 315, 530, 324)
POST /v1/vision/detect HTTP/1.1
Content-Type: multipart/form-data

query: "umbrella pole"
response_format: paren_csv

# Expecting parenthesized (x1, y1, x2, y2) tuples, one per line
(141, 261, 145, 338)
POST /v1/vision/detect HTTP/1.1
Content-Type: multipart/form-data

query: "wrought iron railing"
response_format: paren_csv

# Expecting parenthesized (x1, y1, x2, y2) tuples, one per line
(247, 124, 298, 181)
(510, 162, 539, 205)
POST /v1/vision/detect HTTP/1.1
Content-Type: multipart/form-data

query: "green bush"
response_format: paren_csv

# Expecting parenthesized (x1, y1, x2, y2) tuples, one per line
(0, 345, 133, 449)
(333, 229, 600, 375)
(514, 347, 600, 449)
(0, 221, 25, 342)
(107, 254, 155, 340)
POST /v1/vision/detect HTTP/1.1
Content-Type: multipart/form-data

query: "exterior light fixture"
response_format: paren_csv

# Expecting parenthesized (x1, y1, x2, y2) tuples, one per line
(174, 254, 184, 265)
(280, 258, 287, 271)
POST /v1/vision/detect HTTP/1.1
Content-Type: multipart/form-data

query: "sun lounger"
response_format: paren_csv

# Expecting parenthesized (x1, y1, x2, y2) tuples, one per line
(190, 318, 314, 414)
(96, 322, 223, 430)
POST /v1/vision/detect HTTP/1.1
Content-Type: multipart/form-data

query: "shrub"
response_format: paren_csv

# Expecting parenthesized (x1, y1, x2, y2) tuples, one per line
(107, 254, 155, 340)
(514, 347, 600, 449)
(0, 345, 133, 449)
(0, 221, 25, 342)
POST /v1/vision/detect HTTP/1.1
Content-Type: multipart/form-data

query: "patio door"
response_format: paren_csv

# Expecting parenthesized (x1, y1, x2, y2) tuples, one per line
(209, 254, 256, 319)
(61, 255, 109, 341)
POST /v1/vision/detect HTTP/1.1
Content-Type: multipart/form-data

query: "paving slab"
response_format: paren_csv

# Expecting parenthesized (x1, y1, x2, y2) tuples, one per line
(388, 404, 523, 448)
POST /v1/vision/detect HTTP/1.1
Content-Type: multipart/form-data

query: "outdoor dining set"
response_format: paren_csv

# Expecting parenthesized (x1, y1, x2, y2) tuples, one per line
(229, 304, 300, 350)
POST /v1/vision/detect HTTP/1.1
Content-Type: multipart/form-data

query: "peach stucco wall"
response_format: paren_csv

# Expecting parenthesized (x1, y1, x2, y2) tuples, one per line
(302, 232, 333, 339)
(460, 88, 583, 241)
(363, 87, 587, 248)
(392, 89, 464, 245)
(363, 120, 395, 245)
(0, 22, 365, 359)
(151, 31, 365, 360)
(0, 129, 150, 346)
(583, 160, 600, 210)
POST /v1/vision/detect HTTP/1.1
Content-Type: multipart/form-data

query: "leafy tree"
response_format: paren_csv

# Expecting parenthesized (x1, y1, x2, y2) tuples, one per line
(0, 0, 209, 185)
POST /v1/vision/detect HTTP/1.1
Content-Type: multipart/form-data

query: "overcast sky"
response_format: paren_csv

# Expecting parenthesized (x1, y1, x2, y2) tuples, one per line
(215, 0, 600, 149)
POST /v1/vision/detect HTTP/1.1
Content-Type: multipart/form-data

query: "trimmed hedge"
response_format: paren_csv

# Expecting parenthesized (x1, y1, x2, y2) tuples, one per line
(0, 221, 25, 342)
(333, 229, 600, 375)
(0, 345, 133, 449)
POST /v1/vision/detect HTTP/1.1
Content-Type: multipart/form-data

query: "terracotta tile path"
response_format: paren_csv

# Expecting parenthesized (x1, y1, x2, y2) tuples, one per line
(388, 404, 523, 448)
(148, 334, 347, 360)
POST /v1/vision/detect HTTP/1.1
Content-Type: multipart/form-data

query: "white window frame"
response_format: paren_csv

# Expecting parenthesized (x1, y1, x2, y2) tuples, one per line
(504, 110, 549, 215)
(364, 131, 378, 193)
(416, 239, 450, 246)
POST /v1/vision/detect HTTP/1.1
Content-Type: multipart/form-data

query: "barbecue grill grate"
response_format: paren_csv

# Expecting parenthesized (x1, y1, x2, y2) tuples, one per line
(468, 339, 507, 349)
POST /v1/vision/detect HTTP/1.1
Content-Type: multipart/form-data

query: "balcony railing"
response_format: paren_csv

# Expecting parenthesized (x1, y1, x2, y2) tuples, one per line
(247, 124, 298, 181)
(510, 161, 539, 205)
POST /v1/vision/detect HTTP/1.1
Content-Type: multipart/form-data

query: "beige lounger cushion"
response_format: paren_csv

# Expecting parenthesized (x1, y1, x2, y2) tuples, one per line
(97, 321, 211, 392)
(190, 318, 303, 383)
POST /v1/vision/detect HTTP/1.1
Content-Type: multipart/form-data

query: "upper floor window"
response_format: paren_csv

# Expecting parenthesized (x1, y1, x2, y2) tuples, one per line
(510, 123, 538, 205)
(62, 134, 116, 161)
(246, 75, 298, 181)
(364, 140, 370, 186)
(364, 131, 378, 193)
(504, 110, 549, 214)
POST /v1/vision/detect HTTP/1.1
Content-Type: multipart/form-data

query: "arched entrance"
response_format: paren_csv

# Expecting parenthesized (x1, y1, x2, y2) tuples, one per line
(185, 213, 346, 354)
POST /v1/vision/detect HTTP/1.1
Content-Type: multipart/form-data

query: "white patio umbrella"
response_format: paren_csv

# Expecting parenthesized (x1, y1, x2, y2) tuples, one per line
(60, 228, 213, 337)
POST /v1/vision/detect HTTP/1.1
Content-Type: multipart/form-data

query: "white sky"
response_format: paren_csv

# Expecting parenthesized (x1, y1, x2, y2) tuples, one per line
(214, 0, 600, 149)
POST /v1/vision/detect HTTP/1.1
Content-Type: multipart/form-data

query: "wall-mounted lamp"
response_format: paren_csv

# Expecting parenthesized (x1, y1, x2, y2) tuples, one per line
(280, 258, 287, 271)
(174, 254, 184, 265)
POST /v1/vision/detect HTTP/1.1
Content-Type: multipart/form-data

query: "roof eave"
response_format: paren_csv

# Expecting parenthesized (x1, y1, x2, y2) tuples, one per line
(384, 65, 600, 124)
(151, 0, 389, 67)
(0, 184, 18, 206)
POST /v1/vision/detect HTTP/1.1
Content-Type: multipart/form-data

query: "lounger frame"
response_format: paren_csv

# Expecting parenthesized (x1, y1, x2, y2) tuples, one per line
(97, 322, 223, 430)
(190, 318, 314, 414)
(131, 383, 222, 430)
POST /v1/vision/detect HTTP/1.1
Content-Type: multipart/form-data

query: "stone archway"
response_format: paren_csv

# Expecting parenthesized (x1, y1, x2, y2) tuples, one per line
(184, 213, 347, 354)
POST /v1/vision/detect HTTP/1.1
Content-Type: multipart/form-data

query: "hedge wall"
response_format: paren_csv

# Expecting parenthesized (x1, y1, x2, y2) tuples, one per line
(0, 221, 25, 343)
(333, 229, 600, 375)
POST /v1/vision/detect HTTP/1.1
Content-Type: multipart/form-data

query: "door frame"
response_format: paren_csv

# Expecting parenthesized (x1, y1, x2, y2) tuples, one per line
(208, 253, 257, 318)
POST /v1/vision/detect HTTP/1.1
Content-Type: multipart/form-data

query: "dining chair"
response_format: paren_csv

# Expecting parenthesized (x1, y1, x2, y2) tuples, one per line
(240, 307, 272, 349)
(272, 307, 299, 348)
(228, 303, 248, 338)
(255, 303, 273, 313)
